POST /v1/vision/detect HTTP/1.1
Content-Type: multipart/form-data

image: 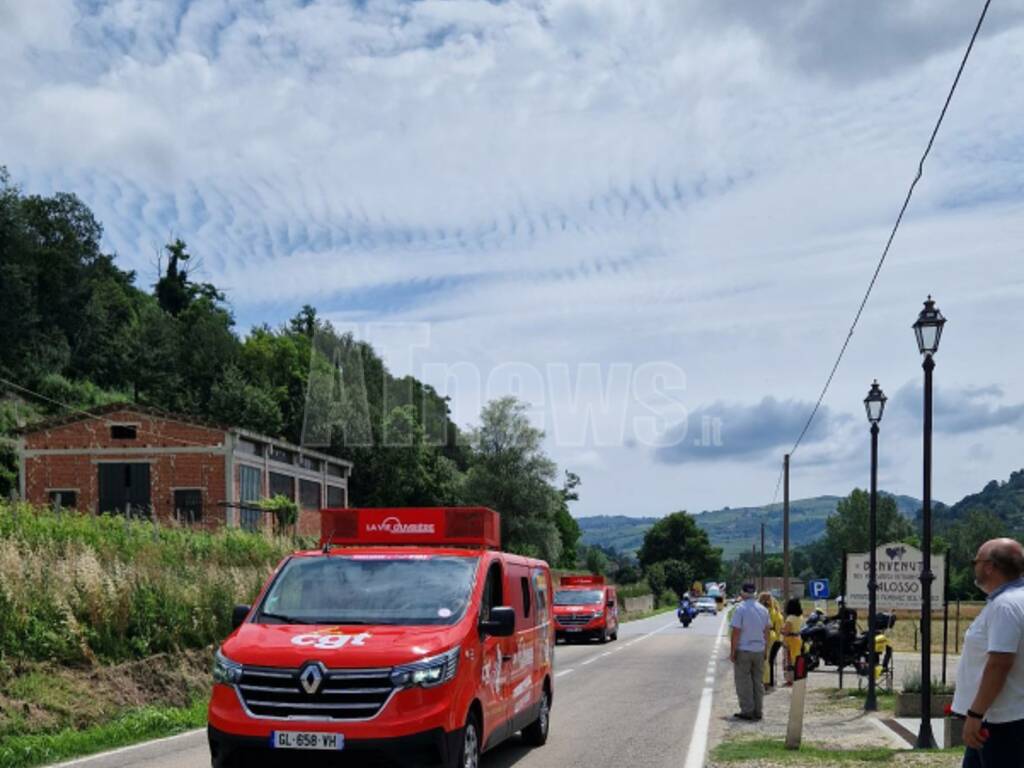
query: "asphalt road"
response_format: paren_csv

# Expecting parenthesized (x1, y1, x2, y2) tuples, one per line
(51, 611, 725, 768)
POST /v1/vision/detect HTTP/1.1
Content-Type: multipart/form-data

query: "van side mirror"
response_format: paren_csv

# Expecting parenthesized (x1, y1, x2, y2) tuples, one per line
(480, 606, 515, 637)
(607, 599, 615, 608)
(232, 604, 251, 631)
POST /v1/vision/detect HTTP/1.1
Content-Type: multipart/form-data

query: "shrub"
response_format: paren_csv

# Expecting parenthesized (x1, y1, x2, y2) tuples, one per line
(0, 502, 295, 663)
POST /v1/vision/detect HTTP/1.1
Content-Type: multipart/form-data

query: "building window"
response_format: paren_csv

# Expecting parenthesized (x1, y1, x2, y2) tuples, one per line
(269, 472, 294, 501)
(268, 446, 294, 465)
(48, 490, 77, 509)
(326, 485, 346, 508)
(110, 424, 137, 440)
(326, 463, 347, 479)
(173, 489, 203, 524)
(298, 455, 322, 472)
(299, 479, 321, 510)
(239, 465, 263, 531)
(236, 438, 264, 457)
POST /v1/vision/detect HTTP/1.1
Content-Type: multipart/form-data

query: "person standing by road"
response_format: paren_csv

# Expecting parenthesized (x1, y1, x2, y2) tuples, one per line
(953, 537, 1024, 768)
(758, 592, 783, 688)
(782, 598, 803, 687)
(730, 582, 771, 721)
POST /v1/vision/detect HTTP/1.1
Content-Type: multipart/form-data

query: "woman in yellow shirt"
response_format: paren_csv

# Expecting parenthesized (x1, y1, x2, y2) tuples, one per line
(758, 592, 784, 688)
(782, 598, 804, 686)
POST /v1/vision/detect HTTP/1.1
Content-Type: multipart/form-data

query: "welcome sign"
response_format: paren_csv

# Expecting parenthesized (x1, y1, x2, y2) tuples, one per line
(844, 542, 945, 612)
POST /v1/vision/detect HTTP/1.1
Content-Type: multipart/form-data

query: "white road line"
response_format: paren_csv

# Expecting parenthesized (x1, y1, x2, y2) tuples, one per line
(555, 668, 575, 678)
(683, 612, 729, 768)
(580, 656, 599, 666)
(46, 728, 205, 768)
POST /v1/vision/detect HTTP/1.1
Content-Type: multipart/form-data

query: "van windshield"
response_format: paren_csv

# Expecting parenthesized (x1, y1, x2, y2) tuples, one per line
(554, 589, 604, 606)
(257, 555, 480, 626)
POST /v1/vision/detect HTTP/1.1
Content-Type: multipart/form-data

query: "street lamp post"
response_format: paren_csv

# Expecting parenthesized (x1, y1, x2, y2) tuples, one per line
(913, 296, 946, 749)
(863, 380, 887, 713)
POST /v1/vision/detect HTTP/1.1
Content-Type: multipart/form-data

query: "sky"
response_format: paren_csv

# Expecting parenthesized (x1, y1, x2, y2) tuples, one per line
(3, 0, 1024, 519)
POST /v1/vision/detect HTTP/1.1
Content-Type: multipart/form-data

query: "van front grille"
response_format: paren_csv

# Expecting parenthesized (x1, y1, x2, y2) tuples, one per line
(236, 665, 395, 720)
(556, 613, 595, 626)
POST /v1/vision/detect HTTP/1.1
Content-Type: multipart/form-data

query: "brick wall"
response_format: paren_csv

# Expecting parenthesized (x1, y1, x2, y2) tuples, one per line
(22, 410, 229, 529)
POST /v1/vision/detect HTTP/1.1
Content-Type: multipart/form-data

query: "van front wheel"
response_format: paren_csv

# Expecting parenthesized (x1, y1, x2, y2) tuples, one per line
(521, 688, 550, 747)
(454, 711, 481, 768)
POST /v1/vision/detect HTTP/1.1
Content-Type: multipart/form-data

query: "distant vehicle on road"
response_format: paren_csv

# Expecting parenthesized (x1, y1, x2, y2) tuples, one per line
(677, 597, 697, 627)
(208, 507, 554, 768)
(694, 596, 718, 615)
(552, 575, 618, 643)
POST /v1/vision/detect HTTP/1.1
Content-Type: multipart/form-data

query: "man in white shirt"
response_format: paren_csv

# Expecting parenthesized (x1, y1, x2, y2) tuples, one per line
(952, 537, 1024, 768)
(730, 581, 771, 721)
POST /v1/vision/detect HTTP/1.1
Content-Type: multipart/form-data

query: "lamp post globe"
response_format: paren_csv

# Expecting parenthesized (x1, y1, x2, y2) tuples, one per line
(913, 295, 946, 356)
(913, 296, 944, 749)
(863, 380, 886, 712)
(864, 380, 887, 424)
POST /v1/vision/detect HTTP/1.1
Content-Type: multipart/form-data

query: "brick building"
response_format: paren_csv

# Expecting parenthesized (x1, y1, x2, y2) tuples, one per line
(16, 405, 352, 537)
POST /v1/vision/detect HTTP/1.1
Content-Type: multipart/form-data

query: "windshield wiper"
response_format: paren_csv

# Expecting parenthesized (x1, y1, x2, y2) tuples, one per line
(258, 612, 313, 625)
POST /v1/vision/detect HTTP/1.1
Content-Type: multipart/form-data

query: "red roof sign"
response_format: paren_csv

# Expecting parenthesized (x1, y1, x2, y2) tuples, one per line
(560, 575, 605, 587)
(320, 507, 501, 549)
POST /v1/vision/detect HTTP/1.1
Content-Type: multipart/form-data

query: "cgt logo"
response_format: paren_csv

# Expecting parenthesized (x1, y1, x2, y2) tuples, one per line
(291, 629, 373, 650)
(885, 546, 907, 560)
(366, 516, 436, 535)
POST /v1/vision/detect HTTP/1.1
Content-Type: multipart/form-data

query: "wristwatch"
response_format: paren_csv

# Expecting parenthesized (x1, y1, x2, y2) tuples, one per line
(967, 709, 985, 720)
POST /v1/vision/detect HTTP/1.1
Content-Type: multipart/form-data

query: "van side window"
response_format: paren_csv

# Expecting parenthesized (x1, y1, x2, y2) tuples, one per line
(532, 569, 548, 621)
(520, 577, 532, 619)
(481, 563, 503, 621)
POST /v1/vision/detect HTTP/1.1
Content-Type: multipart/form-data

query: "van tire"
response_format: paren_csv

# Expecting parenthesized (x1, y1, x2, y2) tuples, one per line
(454, 710, 481, 768)
(521, 688, 550, 747)
(610, 628, 618, 641)
(599, 627, 608, 643)
(210, 746, 238, 768)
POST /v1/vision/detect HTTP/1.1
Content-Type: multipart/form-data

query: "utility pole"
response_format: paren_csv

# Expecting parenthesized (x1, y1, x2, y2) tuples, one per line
(783, 454, 790, 600)
(760, 522, 766, 593)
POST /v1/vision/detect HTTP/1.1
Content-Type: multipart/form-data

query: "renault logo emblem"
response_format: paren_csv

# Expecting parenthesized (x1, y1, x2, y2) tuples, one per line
(299, 663, 324, 695)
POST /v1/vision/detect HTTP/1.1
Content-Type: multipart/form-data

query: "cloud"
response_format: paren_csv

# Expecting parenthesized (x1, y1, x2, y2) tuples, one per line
(888, 381, 1024, 435)
(654, 397, 843, 464)
(694, 0, 1024, 85)
(3, 0, 1024, 516)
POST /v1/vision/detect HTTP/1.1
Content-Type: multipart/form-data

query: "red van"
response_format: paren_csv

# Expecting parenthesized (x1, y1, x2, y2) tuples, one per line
(552, 575, 618, 643)
(207, 507, 554, 767)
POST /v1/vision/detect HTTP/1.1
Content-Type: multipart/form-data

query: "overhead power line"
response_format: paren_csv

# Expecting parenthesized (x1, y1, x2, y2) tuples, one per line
(787, 0, 993, 458)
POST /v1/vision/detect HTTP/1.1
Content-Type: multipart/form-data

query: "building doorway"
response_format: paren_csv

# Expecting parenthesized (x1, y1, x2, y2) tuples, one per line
(98, 463, 151, 517)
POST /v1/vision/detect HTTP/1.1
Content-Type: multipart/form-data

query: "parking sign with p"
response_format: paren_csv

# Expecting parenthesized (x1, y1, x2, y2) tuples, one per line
(808, 579, 830, 599)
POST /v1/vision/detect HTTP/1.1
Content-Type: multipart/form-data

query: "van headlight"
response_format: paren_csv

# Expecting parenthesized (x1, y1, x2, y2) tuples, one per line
(213, 649, 243, 685)
(390, 647, 460, 689)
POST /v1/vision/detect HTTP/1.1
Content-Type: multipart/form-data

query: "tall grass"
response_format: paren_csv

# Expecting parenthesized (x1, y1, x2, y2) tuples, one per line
(0, 502, 299, 663)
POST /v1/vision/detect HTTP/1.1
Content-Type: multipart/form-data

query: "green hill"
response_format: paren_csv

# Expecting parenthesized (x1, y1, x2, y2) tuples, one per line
(935, 469, 1024, 533)
(577, 492, 925, 558)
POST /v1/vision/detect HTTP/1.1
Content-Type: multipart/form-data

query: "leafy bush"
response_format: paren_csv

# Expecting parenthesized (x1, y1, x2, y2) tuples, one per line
(900, 672, 955, 695)
(617, 580, 653, 599)
(0, 502, 296, 663)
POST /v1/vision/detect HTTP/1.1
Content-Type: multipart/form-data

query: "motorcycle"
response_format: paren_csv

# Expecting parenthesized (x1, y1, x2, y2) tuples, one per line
(677, 599, 697, 627)
(800, 607, 894, 680)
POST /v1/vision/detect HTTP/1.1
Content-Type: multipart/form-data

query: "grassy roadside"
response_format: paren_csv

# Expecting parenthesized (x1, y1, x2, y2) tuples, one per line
(710, 738, 963, 767)
(0, 698, 207, 768)
(709, 684, 961, 768)
(0, 649, 213, 768)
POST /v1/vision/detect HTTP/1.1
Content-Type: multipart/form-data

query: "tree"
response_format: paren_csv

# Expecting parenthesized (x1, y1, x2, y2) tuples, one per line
(208, 365, 284, 436)
(553, 471, 582, 569)
(155, 239, 192, 317)
(638, 511, 722, 581)
(584, 546, 609, 575)
(462, 397, 565, 564)
(823, 489, 914, 557)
